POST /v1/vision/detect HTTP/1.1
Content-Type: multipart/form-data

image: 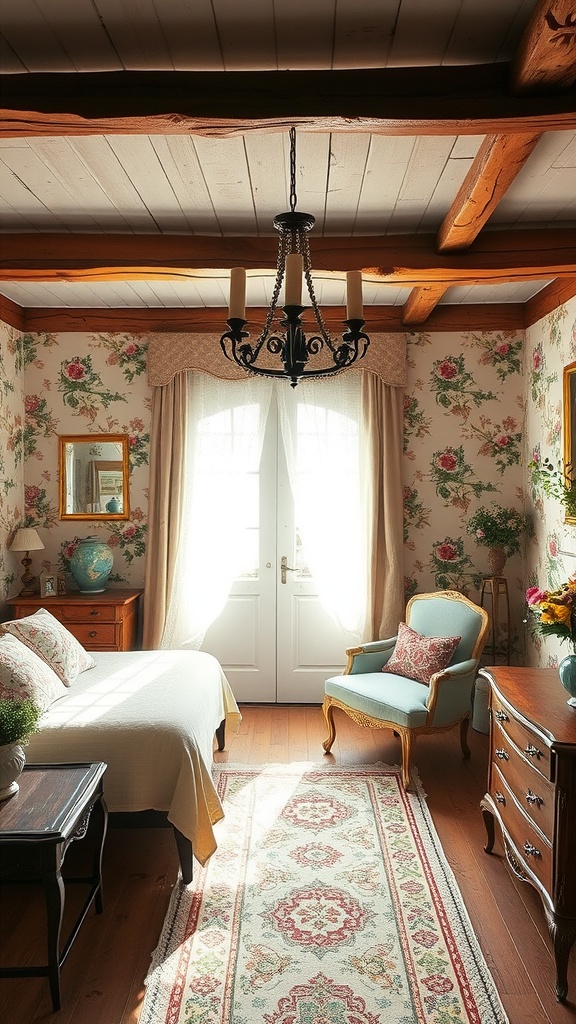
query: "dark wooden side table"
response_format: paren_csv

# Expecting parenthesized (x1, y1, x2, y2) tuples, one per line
(0, 762, 108, 1011)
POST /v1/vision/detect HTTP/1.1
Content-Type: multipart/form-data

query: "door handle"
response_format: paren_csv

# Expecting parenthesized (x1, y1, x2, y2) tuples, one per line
(281, 555, 297, 584)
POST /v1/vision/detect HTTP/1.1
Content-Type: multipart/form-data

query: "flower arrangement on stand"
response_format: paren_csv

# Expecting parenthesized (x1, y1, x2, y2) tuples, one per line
(526, 578, 576, 706)
(466, 504, 527, 576)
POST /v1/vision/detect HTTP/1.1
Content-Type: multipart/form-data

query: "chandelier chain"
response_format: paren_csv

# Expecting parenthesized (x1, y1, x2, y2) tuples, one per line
(289, 126, 297, 214)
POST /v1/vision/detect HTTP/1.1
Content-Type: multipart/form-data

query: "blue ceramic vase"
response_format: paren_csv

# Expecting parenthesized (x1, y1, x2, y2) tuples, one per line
(70, 536, 114, 594)
(558, 653, 576, 708)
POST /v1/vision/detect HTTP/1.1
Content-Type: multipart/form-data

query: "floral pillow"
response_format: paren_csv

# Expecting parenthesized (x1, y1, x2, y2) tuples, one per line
(1, 608, 95, 686)
(0, 632, 68, 711)
(381, 622, 461, 686)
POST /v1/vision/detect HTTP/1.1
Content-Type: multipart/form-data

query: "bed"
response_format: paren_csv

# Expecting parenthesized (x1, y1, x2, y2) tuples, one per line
(0, 611, 241, 882)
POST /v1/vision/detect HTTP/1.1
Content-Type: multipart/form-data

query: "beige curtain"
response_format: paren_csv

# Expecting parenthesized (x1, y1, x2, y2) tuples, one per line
(361, 372, 405, 640)
(142, 373, 189, 649)
(144, 332, 407, 648)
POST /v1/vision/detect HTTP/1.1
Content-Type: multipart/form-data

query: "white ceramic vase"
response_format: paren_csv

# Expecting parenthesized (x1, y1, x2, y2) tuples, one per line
(0, 741, 26, 800)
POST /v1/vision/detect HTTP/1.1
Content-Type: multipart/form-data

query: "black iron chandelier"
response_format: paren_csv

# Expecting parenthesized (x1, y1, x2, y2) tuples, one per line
(220, 128, 370, 387)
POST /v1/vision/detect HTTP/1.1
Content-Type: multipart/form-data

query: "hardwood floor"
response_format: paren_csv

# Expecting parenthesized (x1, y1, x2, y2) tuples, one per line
(0, 705, 574, 1022)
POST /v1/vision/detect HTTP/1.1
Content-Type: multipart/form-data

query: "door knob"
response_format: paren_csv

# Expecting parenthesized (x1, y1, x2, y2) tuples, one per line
(281, 555, 297, 584)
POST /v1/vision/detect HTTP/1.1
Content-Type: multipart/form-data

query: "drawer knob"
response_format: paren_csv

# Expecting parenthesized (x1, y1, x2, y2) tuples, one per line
(525, 790, 544, 808)
(525, 744, 542, 759)
(495, 710, 509, 722)
(495, 791, 506, 804)
(523, 841, 541, 859)
(495, 749, 509, 760)
(89, 630, 97, 637)
(90, 609, 100, 616)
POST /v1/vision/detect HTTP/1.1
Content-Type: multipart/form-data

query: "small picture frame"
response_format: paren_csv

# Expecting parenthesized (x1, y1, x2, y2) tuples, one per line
(40, 570, 57, 598)
(56, 571, 67, 596)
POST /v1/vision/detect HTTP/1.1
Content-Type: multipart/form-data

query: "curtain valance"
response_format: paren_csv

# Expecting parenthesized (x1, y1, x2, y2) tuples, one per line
(147, 332, 407, 388)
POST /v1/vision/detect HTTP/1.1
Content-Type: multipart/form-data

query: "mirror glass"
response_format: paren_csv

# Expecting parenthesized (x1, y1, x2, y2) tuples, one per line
(59, 434, 130, 520)
(563, 362, 576, 525)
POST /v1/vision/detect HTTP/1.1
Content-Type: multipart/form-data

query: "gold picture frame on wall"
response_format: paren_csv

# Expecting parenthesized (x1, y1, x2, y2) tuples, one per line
(59, 434, 130, 521)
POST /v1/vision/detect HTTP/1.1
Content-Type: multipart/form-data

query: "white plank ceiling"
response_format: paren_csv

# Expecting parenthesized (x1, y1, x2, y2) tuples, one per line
(0, 0, 573, 316)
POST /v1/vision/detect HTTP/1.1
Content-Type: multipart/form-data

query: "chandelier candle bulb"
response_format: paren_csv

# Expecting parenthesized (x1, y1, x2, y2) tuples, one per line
(229, 267, 246, 320)
(284, 253, 303, 306)
(346, 271, 363, 320)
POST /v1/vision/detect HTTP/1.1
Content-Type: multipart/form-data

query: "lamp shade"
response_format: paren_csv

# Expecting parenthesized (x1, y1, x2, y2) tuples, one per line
(9, 527, 45, 552)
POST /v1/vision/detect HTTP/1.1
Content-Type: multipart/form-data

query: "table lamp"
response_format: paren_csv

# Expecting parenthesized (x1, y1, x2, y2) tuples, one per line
(9, 527, 45, 595)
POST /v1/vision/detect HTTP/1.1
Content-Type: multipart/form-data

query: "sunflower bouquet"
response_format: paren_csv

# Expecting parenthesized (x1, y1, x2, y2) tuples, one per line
(526, 576, 576, 646)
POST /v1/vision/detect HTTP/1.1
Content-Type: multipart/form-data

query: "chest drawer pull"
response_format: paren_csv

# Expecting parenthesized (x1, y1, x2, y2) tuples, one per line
(495, 749, 509, 760)
(495, 710, 509, 722)
(525, 744, 542, 759)
(90, 609, 101, 616)
(89, 630, 97, 638)
(495, 791, 506, 804)
(523, 841, 541, 859)
(526, 790, 543, 807)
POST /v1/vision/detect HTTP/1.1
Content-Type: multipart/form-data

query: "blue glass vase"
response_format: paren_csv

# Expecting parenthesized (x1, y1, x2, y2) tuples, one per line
(69, 536, 114, 594)
(558, 653, 576, 708)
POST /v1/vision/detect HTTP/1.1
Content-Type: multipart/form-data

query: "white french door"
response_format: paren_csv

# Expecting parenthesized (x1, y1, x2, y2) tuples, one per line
(201, 386, 363, 704)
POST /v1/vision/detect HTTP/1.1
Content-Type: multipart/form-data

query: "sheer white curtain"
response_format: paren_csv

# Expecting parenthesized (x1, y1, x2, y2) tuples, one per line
(161, 374, 272, 649)
(277, 374, 367, 638)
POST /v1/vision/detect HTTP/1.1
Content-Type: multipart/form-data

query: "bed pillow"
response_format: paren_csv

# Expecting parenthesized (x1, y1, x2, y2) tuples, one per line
(0, 632, 68, 710)
(381, 622, 461, 686)
(1, 607, 95, 686)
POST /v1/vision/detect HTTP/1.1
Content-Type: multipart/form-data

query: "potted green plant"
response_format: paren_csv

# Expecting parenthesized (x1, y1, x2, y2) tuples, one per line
(466, 504, 527, 576)
(0, 692, 42, 800)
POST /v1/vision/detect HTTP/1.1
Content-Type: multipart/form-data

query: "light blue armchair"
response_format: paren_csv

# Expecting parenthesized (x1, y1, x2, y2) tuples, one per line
(322, 590, 489, 789)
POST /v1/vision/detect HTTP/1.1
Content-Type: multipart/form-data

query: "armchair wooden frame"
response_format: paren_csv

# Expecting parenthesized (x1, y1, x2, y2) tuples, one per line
(322, 591, 489, 789)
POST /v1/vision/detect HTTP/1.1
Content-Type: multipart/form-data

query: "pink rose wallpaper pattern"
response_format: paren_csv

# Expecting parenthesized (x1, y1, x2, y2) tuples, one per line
(1, 295, 576, 670)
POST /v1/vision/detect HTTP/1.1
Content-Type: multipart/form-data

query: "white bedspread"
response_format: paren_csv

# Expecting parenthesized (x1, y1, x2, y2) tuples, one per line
(25, 649, 241, 865)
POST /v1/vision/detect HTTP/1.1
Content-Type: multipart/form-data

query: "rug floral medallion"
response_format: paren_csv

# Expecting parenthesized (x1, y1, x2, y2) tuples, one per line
(141, 763, 508, 1024)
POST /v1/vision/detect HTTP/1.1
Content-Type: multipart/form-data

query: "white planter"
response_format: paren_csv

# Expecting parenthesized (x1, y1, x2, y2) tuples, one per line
(472, 676, 490, 734)
(0, 742, 26, 800)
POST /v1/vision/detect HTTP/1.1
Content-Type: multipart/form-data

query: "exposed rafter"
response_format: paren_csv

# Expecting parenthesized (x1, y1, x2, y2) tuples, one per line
(402, 0, 576, 326)
(1, 64, 575, 139)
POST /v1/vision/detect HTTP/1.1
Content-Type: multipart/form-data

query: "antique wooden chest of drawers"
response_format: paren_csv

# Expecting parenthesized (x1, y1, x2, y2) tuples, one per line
(479, 666, 576, 1002)
(7, 589, 142, 652)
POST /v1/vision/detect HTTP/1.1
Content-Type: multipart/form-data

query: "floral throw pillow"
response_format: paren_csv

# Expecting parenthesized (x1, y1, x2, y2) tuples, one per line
(1, 608, 95, 686)
(381, 622, 461, 686)
(0, 632, 68, 711)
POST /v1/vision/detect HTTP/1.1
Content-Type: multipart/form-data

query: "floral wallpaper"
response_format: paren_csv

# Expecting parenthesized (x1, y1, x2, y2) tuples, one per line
(0, 329, 151, 604)
(403, 329, 525, 661)
(524, 297, 576, 668)
(1, 301, 576, 667)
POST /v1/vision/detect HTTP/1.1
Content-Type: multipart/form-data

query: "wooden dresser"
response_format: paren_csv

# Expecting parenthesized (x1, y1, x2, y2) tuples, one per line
(479, 666, 576, 1002)
(7, 589, 142, 652)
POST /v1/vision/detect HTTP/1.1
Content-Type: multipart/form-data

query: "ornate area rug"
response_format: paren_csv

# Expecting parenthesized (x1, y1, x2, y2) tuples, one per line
(140, 763, 508, 1024)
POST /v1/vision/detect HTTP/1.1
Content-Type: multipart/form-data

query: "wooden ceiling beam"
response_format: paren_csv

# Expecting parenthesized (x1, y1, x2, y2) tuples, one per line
(402, 133, 542, 324)
(16, 303, 526, 336)
(1, 65, 576, 138)
(0, 229, 574, 284)
(403, 1, 576, 327)
(510, 0, 576, 93)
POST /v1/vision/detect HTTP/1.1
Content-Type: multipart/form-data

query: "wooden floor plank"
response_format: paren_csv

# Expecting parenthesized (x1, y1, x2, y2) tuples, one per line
(1, 705, 574, 1022)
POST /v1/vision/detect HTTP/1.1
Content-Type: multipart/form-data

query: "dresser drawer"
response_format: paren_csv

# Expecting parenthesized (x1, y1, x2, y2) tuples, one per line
(7, 590, 142, 653)
(492, 693, 551, 780)
(56, 604, 117, 625)
(490, 739, 554, 841)
(66, 622, 117, 647)
(493, 764, 553, 894)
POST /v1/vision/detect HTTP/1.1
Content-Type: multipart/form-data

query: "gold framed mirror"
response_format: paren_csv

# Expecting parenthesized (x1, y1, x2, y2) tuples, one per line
(59, 434, 130, 520)
(563, 362, 576, 525)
